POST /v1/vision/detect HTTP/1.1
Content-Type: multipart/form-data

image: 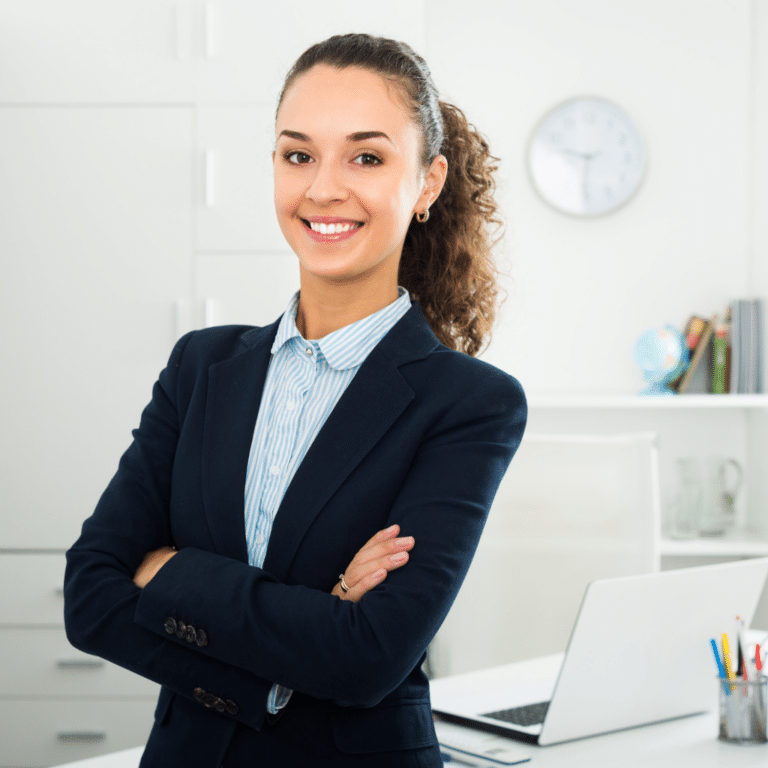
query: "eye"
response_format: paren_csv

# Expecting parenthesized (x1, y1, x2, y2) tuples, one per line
(284, 151, 312, 165)
(353, 153, 383, 166)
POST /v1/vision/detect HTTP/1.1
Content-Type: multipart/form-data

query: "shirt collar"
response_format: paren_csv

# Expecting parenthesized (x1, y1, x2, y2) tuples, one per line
(270, 286, 412, 370)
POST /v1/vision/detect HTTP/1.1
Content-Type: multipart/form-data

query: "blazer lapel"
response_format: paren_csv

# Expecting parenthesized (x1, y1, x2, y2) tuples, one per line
(201, 320, 280, 563)
(263, 302, 439, 582)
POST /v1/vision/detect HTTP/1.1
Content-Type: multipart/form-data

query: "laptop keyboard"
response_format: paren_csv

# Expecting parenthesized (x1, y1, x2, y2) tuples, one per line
(483, 701, 550, 727)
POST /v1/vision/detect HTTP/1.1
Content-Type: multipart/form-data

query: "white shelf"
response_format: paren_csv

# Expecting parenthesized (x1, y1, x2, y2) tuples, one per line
(660, 538, 768, 557)
(527, 394, 768, 409)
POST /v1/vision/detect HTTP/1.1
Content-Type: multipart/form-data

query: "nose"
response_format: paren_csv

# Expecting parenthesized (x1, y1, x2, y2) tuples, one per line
(305, 160, 348, 205)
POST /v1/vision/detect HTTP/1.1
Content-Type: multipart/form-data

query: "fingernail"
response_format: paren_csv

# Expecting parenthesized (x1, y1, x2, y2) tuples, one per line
(390, 551, 408, 564)
(385, 525, 398, 534)
(396, 536, 414, 548)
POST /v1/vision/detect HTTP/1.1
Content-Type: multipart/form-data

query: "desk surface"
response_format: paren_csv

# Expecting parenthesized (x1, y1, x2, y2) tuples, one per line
(428, 647, 767, 768)
(51, 711, 767, 768)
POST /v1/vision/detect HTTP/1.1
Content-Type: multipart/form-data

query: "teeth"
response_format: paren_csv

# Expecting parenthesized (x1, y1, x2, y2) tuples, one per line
(308, 221, 360, 235)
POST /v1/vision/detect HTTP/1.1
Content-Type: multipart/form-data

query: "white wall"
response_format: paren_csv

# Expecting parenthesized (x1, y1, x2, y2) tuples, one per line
(426, 0, 761, 394)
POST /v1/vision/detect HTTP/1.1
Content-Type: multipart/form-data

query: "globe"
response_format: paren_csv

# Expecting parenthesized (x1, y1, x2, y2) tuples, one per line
(635, 325, 690, 396)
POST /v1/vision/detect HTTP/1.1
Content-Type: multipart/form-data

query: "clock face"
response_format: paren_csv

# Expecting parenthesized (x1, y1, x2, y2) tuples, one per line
(528, 97, 645, 217)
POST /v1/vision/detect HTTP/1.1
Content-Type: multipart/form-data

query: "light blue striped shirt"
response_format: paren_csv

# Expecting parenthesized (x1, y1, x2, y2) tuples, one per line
(244, 285, 412, 714)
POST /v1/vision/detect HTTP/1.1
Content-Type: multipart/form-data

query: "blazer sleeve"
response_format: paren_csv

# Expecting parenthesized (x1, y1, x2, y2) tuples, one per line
(63, 331, 275, 731)
(131, 359, 527, 708)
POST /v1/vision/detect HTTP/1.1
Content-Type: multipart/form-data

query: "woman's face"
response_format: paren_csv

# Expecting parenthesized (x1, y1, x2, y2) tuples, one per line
(273, 64, 445, 289)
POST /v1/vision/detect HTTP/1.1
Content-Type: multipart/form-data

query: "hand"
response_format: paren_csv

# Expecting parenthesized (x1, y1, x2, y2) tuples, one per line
(331, 524, 414, 603)
(132, 546, 177, 589)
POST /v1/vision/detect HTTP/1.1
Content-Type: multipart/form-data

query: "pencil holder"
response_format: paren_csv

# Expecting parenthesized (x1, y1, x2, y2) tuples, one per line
(717, 675, 767, 744)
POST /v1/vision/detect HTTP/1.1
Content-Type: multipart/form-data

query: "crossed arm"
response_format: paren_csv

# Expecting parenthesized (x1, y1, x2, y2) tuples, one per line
(132, 524, 416, 601)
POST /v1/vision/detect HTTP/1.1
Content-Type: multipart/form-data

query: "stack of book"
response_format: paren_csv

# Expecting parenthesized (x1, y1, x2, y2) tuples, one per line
(671, 299, 764, 395)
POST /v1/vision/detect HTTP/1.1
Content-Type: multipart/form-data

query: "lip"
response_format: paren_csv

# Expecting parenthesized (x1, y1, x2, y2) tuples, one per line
(302, 216, 364, 224)
(301, 217, 364, 243)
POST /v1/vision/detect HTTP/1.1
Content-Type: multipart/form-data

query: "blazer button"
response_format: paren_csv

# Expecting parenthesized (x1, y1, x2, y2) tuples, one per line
(202, 693, 217, 708)
(193, 687, 205, 703)
(225, 700, 239, 715)
(185, 625, 197, 644)
(195, 629, 208, 647)
(175, 621, 187, 639)
(213, 697, 226, 713)
(164, 617, 177, 635)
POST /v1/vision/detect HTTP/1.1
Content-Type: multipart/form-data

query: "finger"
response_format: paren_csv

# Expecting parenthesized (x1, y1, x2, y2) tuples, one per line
(347, 535, 414, 575)
(343, 546, 412, 597)
(356, 524, 400, 557)
(342, 568, 387, 603)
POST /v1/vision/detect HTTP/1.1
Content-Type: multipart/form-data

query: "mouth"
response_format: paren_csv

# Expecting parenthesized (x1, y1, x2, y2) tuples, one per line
(301, 219, 364, 236)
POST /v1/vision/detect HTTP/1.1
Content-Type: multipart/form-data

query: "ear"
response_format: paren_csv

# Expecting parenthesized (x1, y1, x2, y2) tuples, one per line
(416, 154, 448, 213)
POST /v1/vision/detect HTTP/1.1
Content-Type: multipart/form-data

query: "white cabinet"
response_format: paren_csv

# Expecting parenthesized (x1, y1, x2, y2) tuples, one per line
(0, 1, 196, 103)
(195, 106, 283, 252)
(0, 554, 158, 767)
(195, 0, 427, 104)
(0, 107, 192, 550)
(196, 253, 300, 329)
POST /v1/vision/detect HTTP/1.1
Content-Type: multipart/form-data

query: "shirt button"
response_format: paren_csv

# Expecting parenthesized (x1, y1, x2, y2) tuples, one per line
(305, 347, 313, 356)
(270, 465, 279, 476)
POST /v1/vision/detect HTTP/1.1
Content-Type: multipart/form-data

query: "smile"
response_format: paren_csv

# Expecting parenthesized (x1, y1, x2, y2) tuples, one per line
(301, 219, 364, 242)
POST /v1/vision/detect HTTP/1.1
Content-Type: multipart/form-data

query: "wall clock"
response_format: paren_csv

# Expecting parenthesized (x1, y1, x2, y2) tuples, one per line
(527, 96, 646, 217)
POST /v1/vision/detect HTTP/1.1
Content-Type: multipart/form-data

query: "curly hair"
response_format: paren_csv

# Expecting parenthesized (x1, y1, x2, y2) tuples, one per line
(275, 33, 507, 357)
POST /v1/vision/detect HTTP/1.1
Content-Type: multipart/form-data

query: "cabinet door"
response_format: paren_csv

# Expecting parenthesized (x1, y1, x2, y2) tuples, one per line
(196, 106, 285, 252)
(196, 253, 300, 330)
(0, 699, 154, 766)
(196, 0, 427, 103)
(0, 108, 192, 548)
(0, 0, 196, 103)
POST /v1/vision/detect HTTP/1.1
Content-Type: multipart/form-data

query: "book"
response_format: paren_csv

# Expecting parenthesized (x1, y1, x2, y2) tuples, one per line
(729, 301, 740, 394)
(712, 320, 728, 394)
(675, 315, 716, 394)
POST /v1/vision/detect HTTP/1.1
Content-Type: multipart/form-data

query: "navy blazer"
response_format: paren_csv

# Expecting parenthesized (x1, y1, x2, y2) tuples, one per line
(64, 299, 527, 766)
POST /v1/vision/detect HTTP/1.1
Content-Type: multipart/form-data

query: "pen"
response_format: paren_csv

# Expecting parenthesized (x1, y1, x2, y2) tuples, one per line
(711, 638, 731, 696)
(723, 633, 736, 691)
(736, 616, 746, 680)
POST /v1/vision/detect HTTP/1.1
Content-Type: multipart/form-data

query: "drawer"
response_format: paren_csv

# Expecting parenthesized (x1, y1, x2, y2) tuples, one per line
(0, 553, 66, 625)
(0, 698, 154, 767)
(0, 629, 159, 698)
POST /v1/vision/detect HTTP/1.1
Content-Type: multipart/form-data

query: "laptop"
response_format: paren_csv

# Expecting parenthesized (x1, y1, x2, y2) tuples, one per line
(431, 558, 768, 746)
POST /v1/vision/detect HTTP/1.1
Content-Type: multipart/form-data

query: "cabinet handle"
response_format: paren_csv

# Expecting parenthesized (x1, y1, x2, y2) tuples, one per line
(175, 297, 189, 340)
(175, 1, 191, 59)
(57, 732, 106, 743)
(204, 150, 215, 208)
(56, 659, 105, 670)
(204, 2, 216, 59)
(204, 298, 217, 328)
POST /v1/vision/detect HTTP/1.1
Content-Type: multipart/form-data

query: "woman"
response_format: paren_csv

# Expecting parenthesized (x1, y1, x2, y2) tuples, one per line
(64, 33, 527, 767)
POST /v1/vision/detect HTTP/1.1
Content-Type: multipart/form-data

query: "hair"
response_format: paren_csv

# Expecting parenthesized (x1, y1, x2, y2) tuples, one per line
(275, 33, 507, 357)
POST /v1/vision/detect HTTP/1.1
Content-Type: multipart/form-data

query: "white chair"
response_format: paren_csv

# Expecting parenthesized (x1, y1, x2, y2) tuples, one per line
(428, 432, 661, 678)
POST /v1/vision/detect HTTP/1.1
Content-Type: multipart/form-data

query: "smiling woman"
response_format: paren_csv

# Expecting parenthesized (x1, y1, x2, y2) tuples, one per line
(63, 32, 527, 768)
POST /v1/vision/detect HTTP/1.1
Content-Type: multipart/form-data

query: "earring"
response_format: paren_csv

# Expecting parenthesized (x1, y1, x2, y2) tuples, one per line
(416, 208, 430, 223)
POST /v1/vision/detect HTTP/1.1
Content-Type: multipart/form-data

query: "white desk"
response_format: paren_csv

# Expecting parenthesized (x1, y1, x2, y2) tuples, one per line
(51, 712, 767, 768)
(429, 648, 768, 768)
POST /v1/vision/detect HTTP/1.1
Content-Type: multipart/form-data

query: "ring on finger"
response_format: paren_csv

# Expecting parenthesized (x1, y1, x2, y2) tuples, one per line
(338, 573, 351, 593)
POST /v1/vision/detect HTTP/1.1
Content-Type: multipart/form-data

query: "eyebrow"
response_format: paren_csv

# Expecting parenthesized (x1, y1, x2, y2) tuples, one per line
(278, 129, 393, 145)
